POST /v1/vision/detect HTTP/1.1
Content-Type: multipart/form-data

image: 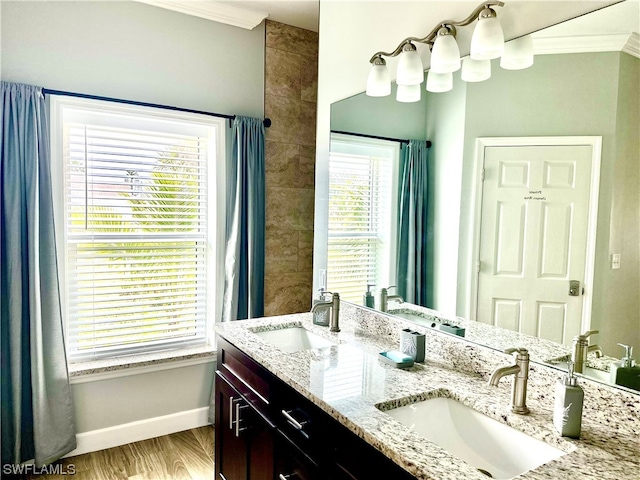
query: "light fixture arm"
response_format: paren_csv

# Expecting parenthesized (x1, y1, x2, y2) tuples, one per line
(368, 1, 504, 63)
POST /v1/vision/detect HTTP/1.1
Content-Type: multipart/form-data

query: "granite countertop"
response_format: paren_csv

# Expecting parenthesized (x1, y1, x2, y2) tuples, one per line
(215, 304, 639, 480)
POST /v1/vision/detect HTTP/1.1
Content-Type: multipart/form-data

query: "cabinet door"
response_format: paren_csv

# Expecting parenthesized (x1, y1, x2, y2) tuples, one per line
(247, 412, 274, 480)
(215, 372, 275, 480)
(215, 373, 248, 480)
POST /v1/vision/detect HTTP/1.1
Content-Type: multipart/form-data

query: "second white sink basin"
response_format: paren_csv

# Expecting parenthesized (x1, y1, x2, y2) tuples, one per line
(254, 326, 334, 353)
(380, 396, 566, 479)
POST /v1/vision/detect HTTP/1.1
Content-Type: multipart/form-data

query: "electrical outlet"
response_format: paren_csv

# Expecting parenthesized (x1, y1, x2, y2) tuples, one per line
(611, 253, 621, 270)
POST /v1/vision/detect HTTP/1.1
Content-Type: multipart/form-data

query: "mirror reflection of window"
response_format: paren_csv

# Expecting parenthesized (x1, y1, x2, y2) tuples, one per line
(327, 134, 400, 302)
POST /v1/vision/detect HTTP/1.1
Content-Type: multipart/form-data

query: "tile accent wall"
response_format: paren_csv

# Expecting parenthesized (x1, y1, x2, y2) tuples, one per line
(264, 20, 318, 316)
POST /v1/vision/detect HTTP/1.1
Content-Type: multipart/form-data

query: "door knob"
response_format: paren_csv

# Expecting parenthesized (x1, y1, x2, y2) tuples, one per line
(568, 280, 580, 296)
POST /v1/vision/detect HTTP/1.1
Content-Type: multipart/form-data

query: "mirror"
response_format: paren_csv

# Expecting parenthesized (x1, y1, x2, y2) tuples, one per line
(319, 1, 640, 392)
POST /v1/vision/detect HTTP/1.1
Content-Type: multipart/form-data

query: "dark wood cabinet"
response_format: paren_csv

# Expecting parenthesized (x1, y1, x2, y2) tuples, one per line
(215, 336, 416, 480)
(215, 372, 274, 480)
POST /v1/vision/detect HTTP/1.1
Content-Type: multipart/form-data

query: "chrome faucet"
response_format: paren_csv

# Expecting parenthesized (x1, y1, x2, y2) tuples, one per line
(310, 292, 340, 332)
(489, 348, 530, 415)
(571, 330, 603, 374)
(378, 286, 404, 313)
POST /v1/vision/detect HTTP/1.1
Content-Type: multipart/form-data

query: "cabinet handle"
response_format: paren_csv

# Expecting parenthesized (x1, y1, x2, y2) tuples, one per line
(229, 397, 242, 429)
(234, 402, 249, 437)
(278, 474, 298, 480)
(281, 409, 308, 430)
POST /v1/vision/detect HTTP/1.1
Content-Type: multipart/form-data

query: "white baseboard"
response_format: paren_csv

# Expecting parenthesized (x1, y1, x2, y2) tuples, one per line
(64, 406, 211, 457)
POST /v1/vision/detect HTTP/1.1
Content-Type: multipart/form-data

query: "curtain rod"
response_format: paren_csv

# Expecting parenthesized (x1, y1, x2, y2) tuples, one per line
(42, 88, 272, 128)
(331, 130, 431, 148)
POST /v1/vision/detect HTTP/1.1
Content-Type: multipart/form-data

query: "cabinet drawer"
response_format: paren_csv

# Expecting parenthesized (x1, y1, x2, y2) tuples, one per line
(276, 383, 333, 464)
(218, 336, 272, 410)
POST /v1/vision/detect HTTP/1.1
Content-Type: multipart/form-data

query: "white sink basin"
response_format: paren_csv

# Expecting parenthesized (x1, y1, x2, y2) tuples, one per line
(584, 366, 609, 383)
(381, 397, 566, 479)
(253, 327, 334, 353)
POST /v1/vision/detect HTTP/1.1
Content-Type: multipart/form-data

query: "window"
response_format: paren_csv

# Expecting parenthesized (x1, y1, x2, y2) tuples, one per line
(51, 97, 224, 361)
(326, 134, 399, 303)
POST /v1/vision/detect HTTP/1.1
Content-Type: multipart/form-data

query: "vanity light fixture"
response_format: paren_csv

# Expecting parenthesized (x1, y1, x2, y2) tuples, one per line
(470, 5, 505, 60)
(396, 42, 425, 85)
(430, 26, 461, 73)
(500, 35, 534, 70)
(366, 56, 392, 96)
(426, 71, 453, 93)
(396, 83, 422, 102)
(365, 1, 534, 101)
(461, 57, 491, 82)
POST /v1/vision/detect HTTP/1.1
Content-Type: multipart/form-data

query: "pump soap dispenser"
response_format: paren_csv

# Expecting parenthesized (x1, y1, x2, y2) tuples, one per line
(609, 343, 640, 390)
(313, 288, 332, 326)
(363, 284, 375, 308)
(553, 361, 584, 438)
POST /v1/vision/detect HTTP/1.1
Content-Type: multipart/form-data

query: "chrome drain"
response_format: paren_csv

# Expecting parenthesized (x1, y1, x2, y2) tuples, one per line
(478, 468, 493, 478)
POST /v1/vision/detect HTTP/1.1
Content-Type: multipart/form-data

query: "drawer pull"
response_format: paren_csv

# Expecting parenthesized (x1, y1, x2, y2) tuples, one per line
(235, 402, 249, 437)
(281, 409, 308, 430)
(229, 397, 242, 430)
(278, 474, 298, 480)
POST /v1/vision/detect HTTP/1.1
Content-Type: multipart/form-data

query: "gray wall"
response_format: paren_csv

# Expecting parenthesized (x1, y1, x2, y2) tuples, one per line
(603, 52, 640, 356)
(330, 84, 428, 140)
(1, 1, 265, 117)
(424, 76, 468, 315)
(1, 0, 265, 433)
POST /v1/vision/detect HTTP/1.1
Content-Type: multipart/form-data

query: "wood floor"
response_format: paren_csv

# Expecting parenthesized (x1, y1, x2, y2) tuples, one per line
(28, 426, 214, 480)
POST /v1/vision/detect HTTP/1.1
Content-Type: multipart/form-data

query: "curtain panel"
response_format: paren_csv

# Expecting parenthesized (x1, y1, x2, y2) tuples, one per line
(221, 116, 266, 322)
(396, 140, 430, 306)
(1, 81, 76, 466)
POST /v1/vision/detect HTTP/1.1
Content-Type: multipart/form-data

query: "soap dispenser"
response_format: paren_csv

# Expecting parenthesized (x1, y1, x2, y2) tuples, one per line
(363, 284, 375, 308)
(609, 343, 640, 390)
(553, 361, 584, 438)
(312, 288, 332, 326)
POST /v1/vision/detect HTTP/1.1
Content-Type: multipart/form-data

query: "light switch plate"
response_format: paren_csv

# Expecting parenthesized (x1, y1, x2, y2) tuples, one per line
(612, 253, 621, 270)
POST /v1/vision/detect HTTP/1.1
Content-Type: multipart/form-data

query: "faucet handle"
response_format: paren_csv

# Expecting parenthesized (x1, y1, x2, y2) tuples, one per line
(576, 330, 599, 341)
(504, 347, 529, 358)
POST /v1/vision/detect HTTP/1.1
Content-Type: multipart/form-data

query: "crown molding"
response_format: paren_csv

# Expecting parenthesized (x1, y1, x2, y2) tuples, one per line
(136, 0, 268, 30)
(533, 33, 639, 58)
(622, 32, 640, 59)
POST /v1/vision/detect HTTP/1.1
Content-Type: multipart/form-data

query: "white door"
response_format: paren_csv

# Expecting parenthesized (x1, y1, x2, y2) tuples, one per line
(476, 141, 599, 344)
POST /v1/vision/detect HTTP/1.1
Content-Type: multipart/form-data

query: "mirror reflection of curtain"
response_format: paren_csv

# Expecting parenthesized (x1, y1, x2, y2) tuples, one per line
(396, 140, 429, 305)
(1, 81, 76, 466)
(221, 116, 265, 322)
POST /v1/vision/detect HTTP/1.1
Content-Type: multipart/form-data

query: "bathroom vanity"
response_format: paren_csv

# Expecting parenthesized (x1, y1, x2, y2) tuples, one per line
(214, 303, 639, 480)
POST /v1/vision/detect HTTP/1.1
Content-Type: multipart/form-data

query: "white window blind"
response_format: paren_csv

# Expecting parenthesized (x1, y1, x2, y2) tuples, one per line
(327, 136, 398, 303)
(57, 103, 218, 360)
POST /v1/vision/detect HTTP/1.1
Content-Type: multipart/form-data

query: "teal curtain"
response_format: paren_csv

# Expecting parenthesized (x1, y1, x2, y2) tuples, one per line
(221, 116, 265, 321)
(1, 82, 76, 466)
(396, 140, 429, 306)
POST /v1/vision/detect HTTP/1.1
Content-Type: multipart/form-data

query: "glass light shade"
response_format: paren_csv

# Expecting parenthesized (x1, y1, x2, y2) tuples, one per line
(366, 63, 391, 96)
(396, 83, 421, 103)
(430, 30, 461, 73)
(396, 44, 424, 85)
(426, 71, 453, 93)
(470, 14, 504, 60)
(500, 35, 534, 70)
(461, 57, 491, 82)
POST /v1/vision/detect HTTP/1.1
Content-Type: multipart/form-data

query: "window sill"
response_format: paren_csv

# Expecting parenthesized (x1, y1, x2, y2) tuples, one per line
(68, 345, 216, 384)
